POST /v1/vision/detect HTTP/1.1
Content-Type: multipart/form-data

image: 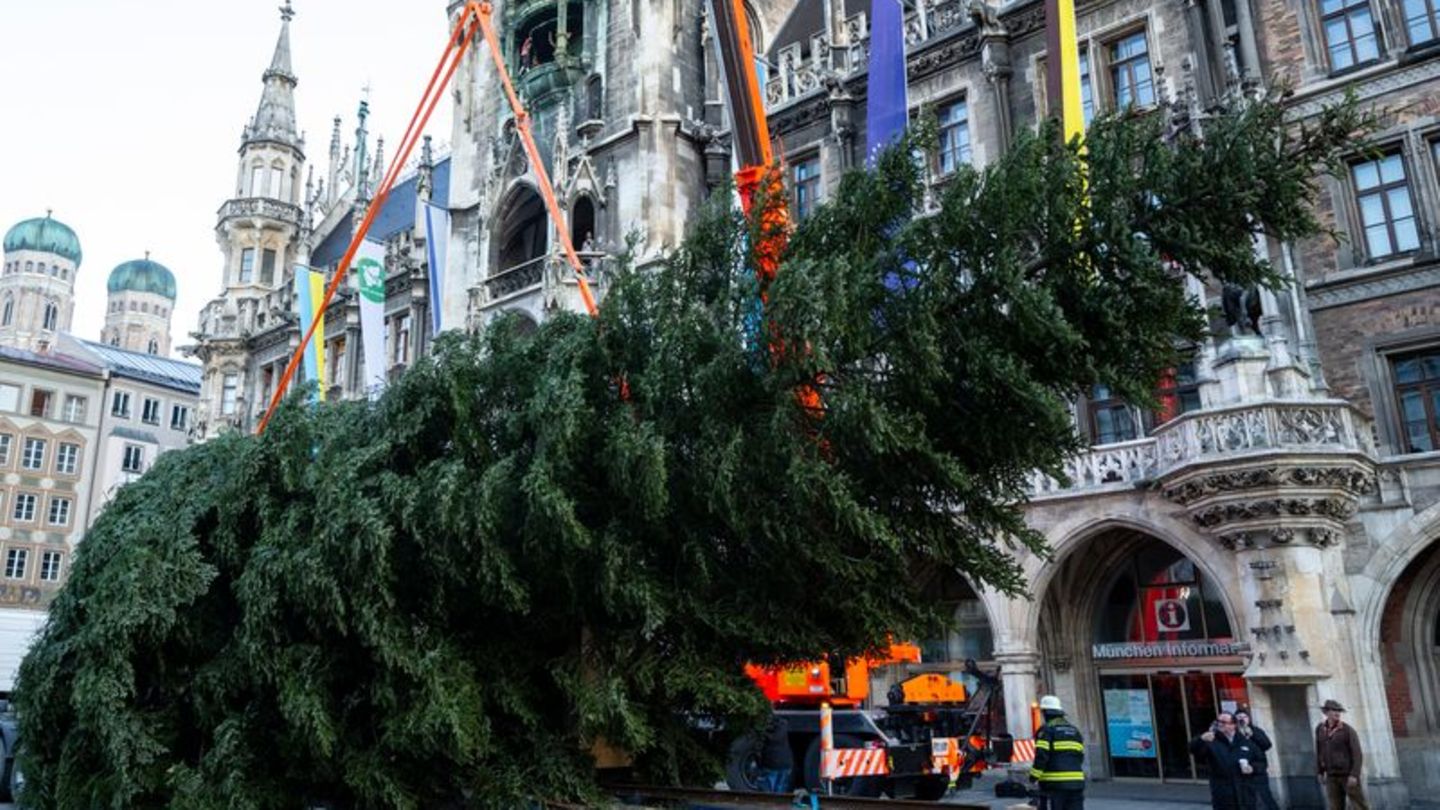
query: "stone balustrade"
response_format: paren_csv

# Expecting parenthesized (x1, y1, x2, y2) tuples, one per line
(217, 197, 304, 226)
(763, 0, 975, 111)
(1027, 400, 1376, 499)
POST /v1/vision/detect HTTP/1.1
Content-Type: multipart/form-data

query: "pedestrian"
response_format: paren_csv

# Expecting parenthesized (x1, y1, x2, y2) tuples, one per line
(519, 35, 534, 73)
(1235, 710, 1279, 810)
(1029, 695, 1085, 809)
(1316, 699, 1369, 810)
(1190, 712, 1259, 809)
(758, 713, 792, 793)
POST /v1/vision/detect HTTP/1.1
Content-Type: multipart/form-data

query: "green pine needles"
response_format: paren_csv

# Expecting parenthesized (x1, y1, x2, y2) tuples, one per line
(15, 95, 1370, 808)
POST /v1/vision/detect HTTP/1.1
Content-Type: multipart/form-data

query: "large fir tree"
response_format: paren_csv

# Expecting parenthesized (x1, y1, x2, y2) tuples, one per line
(15, 97, 1369, 808)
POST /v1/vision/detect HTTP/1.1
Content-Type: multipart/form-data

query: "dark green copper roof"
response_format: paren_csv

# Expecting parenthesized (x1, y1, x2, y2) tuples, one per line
(4, 214, 82, 265)
(108, 257, 177, 299)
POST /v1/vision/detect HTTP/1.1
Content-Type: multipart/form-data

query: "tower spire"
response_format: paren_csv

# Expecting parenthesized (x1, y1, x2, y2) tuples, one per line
(244, 2, 302, 152)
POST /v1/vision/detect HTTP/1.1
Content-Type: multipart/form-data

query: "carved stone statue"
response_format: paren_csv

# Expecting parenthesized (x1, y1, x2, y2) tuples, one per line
(1221, 282, 1263, 337)
(966, 0, 1006, 36)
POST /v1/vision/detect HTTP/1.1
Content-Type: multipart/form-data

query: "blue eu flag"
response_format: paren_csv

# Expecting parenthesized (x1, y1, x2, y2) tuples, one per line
(866, 0, 909, 167)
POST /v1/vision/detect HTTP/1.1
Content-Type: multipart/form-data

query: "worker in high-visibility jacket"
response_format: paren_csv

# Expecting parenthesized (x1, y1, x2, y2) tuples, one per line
(1029, 695, 1086, 809)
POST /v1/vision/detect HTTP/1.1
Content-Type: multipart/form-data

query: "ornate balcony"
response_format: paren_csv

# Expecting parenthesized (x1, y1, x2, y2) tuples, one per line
(484, 254, 547, 301)
(1026, 400, 1376, 500)
(217, 197, 303, 226)
(763, 0, 995, 111)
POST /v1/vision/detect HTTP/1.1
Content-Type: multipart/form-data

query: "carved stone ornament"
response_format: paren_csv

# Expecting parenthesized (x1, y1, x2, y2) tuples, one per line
(1218, 525, 1344, 551)
(1163, 465, 1378, 506)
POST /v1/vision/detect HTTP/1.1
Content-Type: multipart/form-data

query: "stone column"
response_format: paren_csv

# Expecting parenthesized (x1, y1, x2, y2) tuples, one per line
(995, 648, 1042, 740)
(1231, 0, 1262, 89)
(1181, 0, 1219, 106)
(982, 38, 1014, 148)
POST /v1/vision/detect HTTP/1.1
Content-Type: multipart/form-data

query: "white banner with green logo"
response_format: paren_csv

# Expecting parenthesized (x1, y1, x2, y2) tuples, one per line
(354, 239, 388, 399)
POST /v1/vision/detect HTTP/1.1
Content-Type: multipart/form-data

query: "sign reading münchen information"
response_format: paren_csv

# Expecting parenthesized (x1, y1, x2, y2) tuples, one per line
(1092, 640, 1248, 660)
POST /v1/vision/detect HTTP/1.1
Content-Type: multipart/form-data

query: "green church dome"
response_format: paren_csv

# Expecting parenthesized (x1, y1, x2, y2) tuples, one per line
(4, 214, 82, 265)
(108, 257, 177, 300)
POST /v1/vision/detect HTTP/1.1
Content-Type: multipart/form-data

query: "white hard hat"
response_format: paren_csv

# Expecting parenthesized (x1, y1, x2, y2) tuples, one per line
(1039, 695, 1064, 712)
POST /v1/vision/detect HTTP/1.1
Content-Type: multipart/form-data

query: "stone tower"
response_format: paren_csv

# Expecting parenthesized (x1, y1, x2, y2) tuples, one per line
(190, 1, 307, 433)
(443, 0, 716, 330)
(0, 212, 82, 353)
(101, 254, 177, 356)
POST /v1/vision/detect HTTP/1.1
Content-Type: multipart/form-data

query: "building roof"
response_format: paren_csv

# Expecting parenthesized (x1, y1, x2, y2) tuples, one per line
(108, 257, 178, 299)
(0, 345, 104, 378)
(73, 340, 201, 394)
(309, 156, 450, 270)
(4, 214, 82, 265)
(311, 210, 354, 270)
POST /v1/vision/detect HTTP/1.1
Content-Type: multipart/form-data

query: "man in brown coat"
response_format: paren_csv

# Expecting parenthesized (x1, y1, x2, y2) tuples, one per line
(1315, 699, 1368, 810)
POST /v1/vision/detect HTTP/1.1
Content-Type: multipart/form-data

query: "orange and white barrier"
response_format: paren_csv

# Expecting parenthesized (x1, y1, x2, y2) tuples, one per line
(820, 703, 835, 782)
(824, 747, 890, 778)
(1011, 739, 1037, 764)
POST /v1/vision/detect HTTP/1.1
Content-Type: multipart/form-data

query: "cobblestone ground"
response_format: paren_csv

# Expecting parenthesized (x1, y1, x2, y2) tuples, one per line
(944, 772, 1211, 809)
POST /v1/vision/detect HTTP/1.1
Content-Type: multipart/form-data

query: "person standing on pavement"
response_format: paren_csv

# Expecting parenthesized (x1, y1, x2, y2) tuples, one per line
(1235, 710, 1279, 810)
(758, 713, 792, 793)
(1316, 699, 1368, 810)
(1029, 695, 1086, 809)
(1190, 712, 1258, 810)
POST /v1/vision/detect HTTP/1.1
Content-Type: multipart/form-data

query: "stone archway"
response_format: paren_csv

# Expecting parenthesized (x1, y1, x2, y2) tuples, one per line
(1036, 526, 1247, 782)
(1377, 532, 1440, 798)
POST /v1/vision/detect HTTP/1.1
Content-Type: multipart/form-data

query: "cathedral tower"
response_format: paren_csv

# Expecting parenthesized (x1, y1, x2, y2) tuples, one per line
(0, 212, 82, 352)
(101, 254, 177, 356)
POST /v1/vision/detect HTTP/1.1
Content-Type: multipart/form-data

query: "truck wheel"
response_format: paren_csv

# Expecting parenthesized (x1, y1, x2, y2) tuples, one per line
(724, 734, 765, 792)
(802, 734, 883, 797)
(912, 774, 950, 801)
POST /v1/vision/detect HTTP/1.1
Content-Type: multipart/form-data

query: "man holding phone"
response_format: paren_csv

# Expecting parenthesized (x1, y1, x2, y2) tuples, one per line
(1190, 712, 1258, 809)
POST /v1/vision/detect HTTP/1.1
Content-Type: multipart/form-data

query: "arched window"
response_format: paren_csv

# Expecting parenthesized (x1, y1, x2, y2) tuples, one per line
(251, 164, 265, 196)
(2, 298, 13, 327)
(42, 302, 58, 331)
(49, 264, 57, 277)
(271, 165, 285, 201)
(140, 302, 149, 314)
(36, 262, 46, 275)
(110, 335, 120, 347)
(24, 261, 33, 272)
(147, 338, 159, 355)
(572, 195, 597, 252)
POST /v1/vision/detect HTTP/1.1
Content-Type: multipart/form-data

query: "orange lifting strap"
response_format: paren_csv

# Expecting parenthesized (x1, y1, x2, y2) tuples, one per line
(258, 2, 597, 434)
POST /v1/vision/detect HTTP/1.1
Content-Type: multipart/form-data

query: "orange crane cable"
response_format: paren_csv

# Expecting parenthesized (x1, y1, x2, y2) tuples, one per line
(474, 3, 598, 316)
(257, 8, 481, 434)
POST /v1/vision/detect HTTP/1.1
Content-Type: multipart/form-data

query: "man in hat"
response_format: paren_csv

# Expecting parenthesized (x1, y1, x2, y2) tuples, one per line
(1316, 699, 1368, 810)
(1030, 695, 1085, 809)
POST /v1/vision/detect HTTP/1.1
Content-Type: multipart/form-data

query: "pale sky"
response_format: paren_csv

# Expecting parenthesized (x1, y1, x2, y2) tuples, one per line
(0, 1, 456, 355)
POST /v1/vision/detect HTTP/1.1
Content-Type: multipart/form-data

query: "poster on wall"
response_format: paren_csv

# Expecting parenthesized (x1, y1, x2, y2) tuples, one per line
(1104, 688, 1157, 759)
